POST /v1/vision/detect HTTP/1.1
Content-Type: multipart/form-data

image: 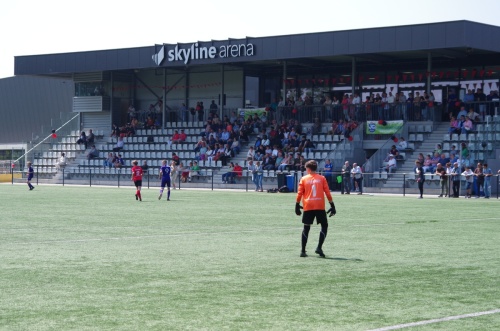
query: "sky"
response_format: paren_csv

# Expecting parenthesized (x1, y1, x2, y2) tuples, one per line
(1, 0, 500, 79)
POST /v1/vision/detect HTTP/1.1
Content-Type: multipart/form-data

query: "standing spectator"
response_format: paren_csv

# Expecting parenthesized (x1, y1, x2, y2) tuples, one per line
(295, 160, 336, 258)
(131, 160, 143, 201)
(435, 163, 448, 198)
(26, 161, 35, 191)
(483, 163, 493, 199)
(415, 160, 425, 199)
(351, 163, 363, 195)
(172, 152, 180, 166)
(450, 162, 461, 198)
(255, 161, 264, 192)
(158, 160, 172, 201)
(196, 101, 204, 122)
(341, 161, 351, 194)
(462, 166, 474, 199)
(473, 162, 485, 198)
(180, 103, 188, 123)
(76, 131, 88, 149)
(323, 159, 334, 190)
(209, 100, 218, 117)
(55, 152, 66, 171)
(86, 145, 99, 160)
(169, 161, 178, 189)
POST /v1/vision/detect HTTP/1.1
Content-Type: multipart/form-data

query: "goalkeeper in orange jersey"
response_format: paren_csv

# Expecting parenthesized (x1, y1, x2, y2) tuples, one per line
(295, 160, 336, 258)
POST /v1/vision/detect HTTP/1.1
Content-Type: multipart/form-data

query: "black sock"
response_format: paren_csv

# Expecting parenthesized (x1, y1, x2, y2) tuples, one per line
(301, 226, 310, 252)
(318, 223, 328, 249)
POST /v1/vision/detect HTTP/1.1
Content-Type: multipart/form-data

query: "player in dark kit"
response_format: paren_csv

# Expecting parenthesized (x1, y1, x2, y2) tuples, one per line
(158, 160, 172, 201)
(295, 160, 336, 258)
(26, 161, 35, 190)
(131, 160, 143, 201)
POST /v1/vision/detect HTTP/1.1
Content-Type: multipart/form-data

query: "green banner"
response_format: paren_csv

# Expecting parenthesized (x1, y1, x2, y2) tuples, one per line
(238, 108, 267, 120)
(366, 120, 404, 134)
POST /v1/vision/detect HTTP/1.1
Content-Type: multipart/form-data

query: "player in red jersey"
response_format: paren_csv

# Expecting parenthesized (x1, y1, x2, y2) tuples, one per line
(131, 160, 143, 201)
(295, 160, 336, 258)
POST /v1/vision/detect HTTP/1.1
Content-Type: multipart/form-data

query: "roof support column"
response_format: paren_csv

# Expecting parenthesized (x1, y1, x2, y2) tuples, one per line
(427, 52, 432, 94)
(163, 68, 166, 129)
(220, 64, 225, 118)
(282, 61, 287, 102)
(351, 57, 356, 94)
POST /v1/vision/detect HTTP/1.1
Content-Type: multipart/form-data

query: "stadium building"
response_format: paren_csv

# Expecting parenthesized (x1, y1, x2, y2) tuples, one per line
(7, 20, 500, 194)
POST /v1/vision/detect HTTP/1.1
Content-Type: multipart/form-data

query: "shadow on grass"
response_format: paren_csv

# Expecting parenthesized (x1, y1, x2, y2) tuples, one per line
(325, 257, 363, 262)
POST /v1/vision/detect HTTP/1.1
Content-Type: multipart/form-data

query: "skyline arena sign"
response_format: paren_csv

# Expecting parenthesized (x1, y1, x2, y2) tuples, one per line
(152, 42, 255, 66)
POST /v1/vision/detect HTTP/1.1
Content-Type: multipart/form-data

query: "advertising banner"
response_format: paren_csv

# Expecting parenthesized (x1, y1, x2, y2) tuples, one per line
(366, 120, 404, 134)
(238, 108, 267, 120)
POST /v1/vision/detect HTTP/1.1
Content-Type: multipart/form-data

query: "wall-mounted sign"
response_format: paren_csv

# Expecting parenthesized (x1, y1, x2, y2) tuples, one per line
(152, 42, 255, 66)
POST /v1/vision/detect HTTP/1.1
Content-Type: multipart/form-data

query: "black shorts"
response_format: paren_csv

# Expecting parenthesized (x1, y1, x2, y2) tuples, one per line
(302, 210, 328, 225)
(134, 180, 142, 187)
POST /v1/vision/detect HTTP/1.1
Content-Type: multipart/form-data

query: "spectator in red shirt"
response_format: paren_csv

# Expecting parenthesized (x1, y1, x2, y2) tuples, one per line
(171, 130, 181, 144)
(178, 129, 187, 142)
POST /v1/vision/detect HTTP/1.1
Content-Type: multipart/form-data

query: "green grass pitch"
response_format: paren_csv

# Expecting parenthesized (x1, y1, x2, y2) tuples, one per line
(0, 185, 499, 330)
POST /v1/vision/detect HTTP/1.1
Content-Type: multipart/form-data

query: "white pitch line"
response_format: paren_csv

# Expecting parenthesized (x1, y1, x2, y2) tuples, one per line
(367, 309, 500, 331)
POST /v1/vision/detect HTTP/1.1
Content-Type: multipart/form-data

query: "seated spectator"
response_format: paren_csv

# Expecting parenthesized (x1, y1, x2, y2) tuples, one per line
(233, 162, 243, 178)
(247, 146, 255, 160)
(448, 116, 461, 139)
(141, 161, 149, 172)
(222, 162, 235, 183)
(196, 144, 208, 161)
(113, 136, 125, 152)
(86, 145, 99, 160)
(179, 162, 190, 182)
(87, 129, 95, 146)
(430, 152, 440, 170)
(178, 129, 187, 143)
(396, 137, 408, 152)
(383, 154, 397, 173)
(171, 130, 182, 144)
(438, 153, 450, 167)
(104, 152, 115, 167)
(303, 139, 315, 158)
(188, 161, 201, 182)
(55, 152, 66, 170)
(466, 108, 480, 123)
(434, 144, 443, 155)
(111, 124, 120, 138)
(114, 154, 124, 168)
(294, 154, 306, 172)
(277, 153, 293, 172)
(205, 146, 215, 164)
(230, 138, 240, 156)
(422, 154, 433, 172)
(461, 116, 474, 137)
(389, 145, 399, 157)
(262, 153, 275, 171)
(76, 131, 88, 149)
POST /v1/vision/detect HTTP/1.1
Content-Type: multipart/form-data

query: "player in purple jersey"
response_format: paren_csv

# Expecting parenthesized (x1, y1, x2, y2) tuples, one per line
(26, 161, 35, 191)
(158, 160, 172, 201)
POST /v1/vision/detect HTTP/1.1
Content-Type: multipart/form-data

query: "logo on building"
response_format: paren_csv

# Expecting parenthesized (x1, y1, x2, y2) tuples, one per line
(152, 42, 255, 66)
(152, 45, 165, 66)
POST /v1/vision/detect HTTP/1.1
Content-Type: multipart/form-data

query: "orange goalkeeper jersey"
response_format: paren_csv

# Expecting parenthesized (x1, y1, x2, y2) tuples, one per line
(296, 173, 333, 211)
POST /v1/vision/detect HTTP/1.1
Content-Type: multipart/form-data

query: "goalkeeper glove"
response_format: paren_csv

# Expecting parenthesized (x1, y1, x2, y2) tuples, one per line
(327, 201, 336, 217)
(295, 203, 303, 216)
